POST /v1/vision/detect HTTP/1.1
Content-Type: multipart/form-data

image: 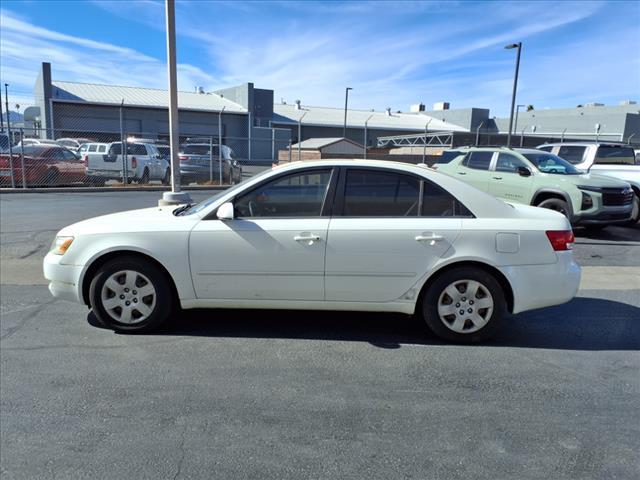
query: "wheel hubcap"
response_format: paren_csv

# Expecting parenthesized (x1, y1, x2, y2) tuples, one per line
(100, 270, 156, 324)
(437, 279, 494, 333)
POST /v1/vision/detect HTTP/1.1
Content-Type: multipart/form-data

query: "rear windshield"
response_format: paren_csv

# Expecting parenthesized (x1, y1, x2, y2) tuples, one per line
(522, 153, 580, 175)
(595, 146, 635, 165)
(181, 144, 220, 155)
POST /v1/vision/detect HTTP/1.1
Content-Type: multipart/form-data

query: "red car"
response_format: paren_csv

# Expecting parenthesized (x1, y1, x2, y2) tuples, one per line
(0, 145, 87, 186)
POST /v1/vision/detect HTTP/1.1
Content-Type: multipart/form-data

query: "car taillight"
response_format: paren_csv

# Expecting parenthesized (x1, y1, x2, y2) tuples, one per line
(546, 230, 574, 251)
(179, 155, 188, 161)
(131, 157, 137, 169)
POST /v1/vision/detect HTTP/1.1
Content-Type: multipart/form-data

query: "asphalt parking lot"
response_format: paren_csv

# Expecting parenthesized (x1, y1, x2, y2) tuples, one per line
(1, 191, 639, 480)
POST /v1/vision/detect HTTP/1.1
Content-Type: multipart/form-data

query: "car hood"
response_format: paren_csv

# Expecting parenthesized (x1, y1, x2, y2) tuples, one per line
(569, 172, 630, 189)
(58, 205, 195, 236)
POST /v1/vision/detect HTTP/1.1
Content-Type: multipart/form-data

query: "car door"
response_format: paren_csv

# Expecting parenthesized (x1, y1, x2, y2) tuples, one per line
(325, 167, 462, 302)
(454, 151, 494, 192)
(488, 152, 534, 204)
(189, 167, 336, 300)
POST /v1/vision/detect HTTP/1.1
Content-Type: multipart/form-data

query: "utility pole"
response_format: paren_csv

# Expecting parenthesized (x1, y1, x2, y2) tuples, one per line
(0, 86, 4, 132)
(160, 0, 191, 206)
(218, 106, 225, 185)
(298, 110, 307, 161)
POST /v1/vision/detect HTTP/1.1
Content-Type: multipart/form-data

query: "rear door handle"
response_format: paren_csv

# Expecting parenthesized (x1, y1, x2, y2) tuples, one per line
(457, 172, 466, 175)
(294, 234, 321, 245)
(493, 176, 503, 180)
(415, 234, 444, 245)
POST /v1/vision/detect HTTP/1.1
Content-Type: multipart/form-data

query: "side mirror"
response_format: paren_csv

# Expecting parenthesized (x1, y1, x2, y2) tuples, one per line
(217, 202, 234, 220)
(517, 166, 532, 177)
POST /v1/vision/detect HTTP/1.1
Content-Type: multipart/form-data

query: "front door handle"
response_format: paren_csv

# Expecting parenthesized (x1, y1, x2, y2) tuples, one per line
(493, 176, 503, 180)
(457, 172, 466, 175)
(415, 234, 444, 245)
(294, 234, 321, 245)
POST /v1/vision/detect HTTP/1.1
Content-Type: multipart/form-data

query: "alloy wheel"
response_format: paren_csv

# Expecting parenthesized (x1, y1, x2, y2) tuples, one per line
(100, 270, 157, 324)
(437, 279, 494, 333)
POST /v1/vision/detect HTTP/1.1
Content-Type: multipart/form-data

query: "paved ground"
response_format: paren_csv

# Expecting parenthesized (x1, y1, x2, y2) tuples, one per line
(1, 191, 639, 480)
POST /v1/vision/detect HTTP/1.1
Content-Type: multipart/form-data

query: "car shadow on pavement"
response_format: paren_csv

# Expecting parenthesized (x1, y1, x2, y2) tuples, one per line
(574, 224, 640, 242)
(89, 296, 640, 351)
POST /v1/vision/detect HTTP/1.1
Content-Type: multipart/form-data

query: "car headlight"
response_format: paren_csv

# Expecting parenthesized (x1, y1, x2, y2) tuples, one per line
(50, 236, 74, 255)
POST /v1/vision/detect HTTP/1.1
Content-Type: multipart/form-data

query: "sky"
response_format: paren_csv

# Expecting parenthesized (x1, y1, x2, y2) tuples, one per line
(1, 0, 639, 116)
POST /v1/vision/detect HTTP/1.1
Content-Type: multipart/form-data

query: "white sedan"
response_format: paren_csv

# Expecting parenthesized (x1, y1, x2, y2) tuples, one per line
(43, 160, 581, 343)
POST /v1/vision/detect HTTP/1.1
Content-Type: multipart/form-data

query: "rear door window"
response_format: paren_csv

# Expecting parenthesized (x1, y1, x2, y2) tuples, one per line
(594, 146, 635, 165)
(557, 146, 586, 164)
(342, 169, 420, 217)
(462, 151, 493, 170)
(88, 145, 97, 152)
(422, 180, 473, 217)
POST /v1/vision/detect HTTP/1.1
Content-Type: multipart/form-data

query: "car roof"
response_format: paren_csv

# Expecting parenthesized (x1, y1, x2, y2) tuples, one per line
(539, 142, 630, 147)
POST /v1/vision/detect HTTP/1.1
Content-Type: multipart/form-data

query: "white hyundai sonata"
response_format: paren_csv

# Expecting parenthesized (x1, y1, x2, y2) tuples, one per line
(44, 160, 581, 343)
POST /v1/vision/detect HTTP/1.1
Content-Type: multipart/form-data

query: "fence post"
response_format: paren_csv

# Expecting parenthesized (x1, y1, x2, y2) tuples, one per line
(288, 138, 292, 163)
(218, 106, 225, 185)
(119, 100, 128, 185)
(247, 112, 252, 164)
(19, 128, 26, 188)
(209, 135, 213, 183)
(271, 128, 275, 162)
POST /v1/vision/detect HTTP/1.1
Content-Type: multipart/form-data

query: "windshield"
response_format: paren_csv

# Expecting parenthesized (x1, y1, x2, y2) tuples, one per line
(522, 152, 581, 175)
(181, 168, 274, 215)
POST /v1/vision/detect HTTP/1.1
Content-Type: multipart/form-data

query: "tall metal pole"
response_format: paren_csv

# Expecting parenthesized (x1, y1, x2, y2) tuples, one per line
(298, 111, 307, 161)
(161, 0, 191, 205)
(19, 128, 26, 188)
(343, 87, 352, 138)
(5, 84, 15, 188)
(363, 114, 373, 159)
(209, 135, 213, 183)
(422, 119, 432, 164)
(514, 104, 525, 136)
(475, 120, 485, 147)
(218, 106, 225, 184)
(505, 42, 522, 148)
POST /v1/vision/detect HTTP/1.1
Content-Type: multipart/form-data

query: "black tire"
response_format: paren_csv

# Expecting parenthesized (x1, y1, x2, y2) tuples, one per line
(89, 256, 174, 333)
(140, 168, 150, 184)
(536, 197, 571, 220)
(162, 168, 171, 185)
(625, 193, 640, 225)
(421, 267, 506, 343)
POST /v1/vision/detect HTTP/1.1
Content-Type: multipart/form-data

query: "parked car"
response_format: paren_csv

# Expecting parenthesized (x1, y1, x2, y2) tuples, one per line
(538, 143, 640, 224)
(78, 142, 108, 159)
(178, 143, 242, 184)
(56, 137, 93, 152)
(44, 159, 581, 343)
(85, 141, 170, 185)
(0, 145, 86, 186)
(17, 138, 60, 148)
(433, 147, 634, 229)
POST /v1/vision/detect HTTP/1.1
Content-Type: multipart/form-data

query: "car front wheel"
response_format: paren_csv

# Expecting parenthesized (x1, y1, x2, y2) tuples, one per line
(536, 197, 571, 220)
(89, 256, 173, 333)
(421, 267, 506, 343)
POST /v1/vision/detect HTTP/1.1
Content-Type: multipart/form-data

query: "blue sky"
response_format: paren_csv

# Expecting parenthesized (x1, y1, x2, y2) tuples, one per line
(1, 0, 639, 116)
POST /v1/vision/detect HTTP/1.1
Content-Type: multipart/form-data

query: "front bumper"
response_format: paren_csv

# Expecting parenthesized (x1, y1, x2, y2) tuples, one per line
(43, 252, 84, 303)
(573, 205, 633, 225)
(501, 251, 581, 314)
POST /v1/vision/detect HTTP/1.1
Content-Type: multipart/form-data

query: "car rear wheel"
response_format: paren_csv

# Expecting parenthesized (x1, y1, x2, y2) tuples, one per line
(43, 167, 60, 186)
(140, 168, 150, 184)
(421, 267, 506, 343)
(536, 197, 570, 220)
(162, 168, 171, 185)
(89, 256, 173, 333)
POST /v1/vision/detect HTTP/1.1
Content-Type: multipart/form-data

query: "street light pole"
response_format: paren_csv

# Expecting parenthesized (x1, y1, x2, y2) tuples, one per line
(505, 42, 522, 148)
(218, 106, 225, 185)
(5, 83, 15, 188)
(161, 0, 191, 206)
(343, 87, 352, 138)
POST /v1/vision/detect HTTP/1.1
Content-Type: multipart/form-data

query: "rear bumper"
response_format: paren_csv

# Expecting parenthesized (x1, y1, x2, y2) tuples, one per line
(43, 252, 84, 303)
(501, 252, 581, 314)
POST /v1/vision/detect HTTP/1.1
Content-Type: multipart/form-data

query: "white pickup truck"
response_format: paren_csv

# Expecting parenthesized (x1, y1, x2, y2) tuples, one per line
(85, 141, 170, 185)
(538, 143, 639, 224)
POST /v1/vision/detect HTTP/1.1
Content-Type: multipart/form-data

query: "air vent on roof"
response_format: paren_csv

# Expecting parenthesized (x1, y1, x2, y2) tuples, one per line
(385, 107, 392, 116)
(410, 103, 425, 112)
(585, 102, 604, 107)
(433, 102, 450, 111)
(620, 100, 637, 106)
(295, 99, 301, 110)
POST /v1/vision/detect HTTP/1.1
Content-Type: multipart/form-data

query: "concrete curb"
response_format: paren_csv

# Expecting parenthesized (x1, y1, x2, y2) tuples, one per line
(0, 185, 230, 194)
